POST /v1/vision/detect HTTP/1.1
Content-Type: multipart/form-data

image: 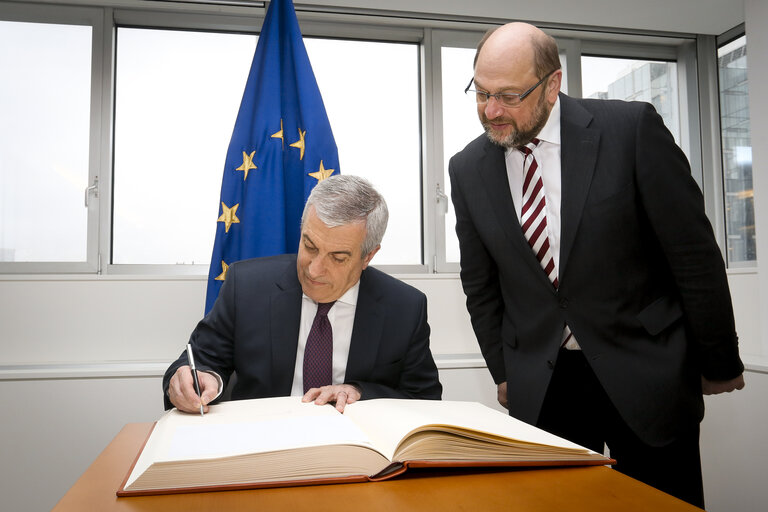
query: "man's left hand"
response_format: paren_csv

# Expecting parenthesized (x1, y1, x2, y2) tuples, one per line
(702, 374, 745, 395)
(302, 384, 362, 412)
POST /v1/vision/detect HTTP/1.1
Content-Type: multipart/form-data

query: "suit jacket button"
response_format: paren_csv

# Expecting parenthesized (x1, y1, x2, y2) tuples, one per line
(547, 360, 555, 369)
(559, 298, 569, 309)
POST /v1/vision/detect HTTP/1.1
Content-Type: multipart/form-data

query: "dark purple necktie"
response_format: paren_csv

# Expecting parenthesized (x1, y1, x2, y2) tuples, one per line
(303, 301, 335, 393)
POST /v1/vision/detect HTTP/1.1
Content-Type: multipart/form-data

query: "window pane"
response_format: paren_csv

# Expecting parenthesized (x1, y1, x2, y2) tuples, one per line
(112, 29, 421, 266)
(717, 36, 757, 264)
(113, 28, 254, 265)
(718, 36, 755, 266)
(0, 20, 91, 262)
(582, 56, 680, 143)
(442, 46, 479, 264)
(306, 38, 421, 266)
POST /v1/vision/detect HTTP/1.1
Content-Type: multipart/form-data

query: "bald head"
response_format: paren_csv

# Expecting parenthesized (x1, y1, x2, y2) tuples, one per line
(474, 23, 560, 79)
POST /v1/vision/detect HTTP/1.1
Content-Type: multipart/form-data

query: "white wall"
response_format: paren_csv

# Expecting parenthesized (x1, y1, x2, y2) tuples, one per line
(701, 370, 768, 512)
(1, 0, 767, 511)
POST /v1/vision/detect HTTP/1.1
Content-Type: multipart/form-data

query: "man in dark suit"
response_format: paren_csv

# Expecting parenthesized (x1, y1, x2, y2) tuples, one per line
(164, 175, 441, 414)
(449, 22, 744, 507)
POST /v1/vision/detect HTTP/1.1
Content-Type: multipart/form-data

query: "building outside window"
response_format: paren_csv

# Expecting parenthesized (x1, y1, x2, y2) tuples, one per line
(718, 35, 755, 266)
(582, 56, 680, 143)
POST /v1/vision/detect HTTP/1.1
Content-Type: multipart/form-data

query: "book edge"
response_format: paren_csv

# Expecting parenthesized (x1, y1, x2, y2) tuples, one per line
(116, 474, 372, 497)
(116, 421, 158, 496)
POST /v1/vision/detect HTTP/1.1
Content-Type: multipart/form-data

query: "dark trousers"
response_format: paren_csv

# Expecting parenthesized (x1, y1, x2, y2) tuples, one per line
(536, 349, 705, 509)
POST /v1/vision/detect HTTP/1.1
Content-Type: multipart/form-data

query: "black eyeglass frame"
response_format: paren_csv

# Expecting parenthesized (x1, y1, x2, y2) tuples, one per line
(464, 69, 557, 108)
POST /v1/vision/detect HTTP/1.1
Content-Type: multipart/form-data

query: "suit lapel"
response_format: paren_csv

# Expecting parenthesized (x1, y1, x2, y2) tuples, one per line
(270, 262, 303, 394)
(559, 94, 600, 282)
(345, 269, 383, 381)
(477, 141, 518, 227)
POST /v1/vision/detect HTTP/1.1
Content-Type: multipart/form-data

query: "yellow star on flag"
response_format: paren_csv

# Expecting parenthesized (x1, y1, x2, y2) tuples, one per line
(289, 129, 306, 160)
(308, 160, 335, 182)
(214, 260, 229, 281)
(236, 151, 257, 180)
(217, 202, 240, 233)
(271, 119, 284, 147)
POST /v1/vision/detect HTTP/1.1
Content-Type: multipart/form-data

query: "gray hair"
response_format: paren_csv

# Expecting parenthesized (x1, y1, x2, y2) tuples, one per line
(301, 175, 389, 257)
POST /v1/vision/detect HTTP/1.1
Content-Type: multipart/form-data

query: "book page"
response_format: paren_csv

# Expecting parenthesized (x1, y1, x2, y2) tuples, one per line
(126, 397, 381, 488)
(343, 399, 598, 461)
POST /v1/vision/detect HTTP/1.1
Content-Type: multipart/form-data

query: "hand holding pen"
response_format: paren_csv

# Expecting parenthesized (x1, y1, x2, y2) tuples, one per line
(186, 343, 205, 416)
(166, 344, 218, 414)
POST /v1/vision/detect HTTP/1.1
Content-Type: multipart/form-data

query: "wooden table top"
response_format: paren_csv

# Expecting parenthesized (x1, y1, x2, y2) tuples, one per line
(53, 422, 702, 512)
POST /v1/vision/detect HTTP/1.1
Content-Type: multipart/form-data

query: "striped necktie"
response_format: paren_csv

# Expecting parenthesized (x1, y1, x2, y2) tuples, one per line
(520, 139, 574, 347)
(520, 138, 558, 286)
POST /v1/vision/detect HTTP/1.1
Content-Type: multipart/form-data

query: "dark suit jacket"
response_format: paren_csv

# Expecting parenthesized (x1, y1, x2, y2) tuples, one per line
(449, 93, 743, 446)
(163, 254, 442, 409)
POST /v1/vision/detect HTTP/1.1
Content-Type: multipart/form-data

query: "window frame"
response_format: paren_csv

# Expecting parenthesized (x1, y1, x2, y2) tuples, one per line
(106, 8, 429, 276)
(0, 2, 105, 274)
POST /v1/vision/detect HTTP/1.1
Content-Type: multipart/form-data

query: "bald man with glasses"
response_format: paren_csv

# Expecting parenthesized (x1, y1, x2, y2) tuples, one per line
(449, 22, 744, 508)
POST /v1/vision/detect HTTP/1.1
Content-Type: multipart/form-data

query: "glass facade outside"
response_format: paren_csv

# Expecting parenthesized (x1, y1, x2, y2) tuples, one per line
(582, 57, 680, 143)
(718, 36, 755, 265)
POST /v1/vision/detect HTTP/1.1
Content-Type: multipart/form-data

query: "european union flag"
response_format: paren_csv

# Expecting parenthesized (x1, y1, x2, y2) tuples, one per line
(205, 0, 340, 313)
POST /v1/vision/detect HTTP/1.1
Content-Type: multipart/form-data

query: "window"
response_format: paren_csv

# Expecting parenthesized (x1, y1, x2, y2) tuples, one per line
(717, 35, 755, 265)
(0, 4, 710, 277)
(305, 38, 421, 266)
(0, 19, 92, 263)
(113, 28, 252, 265)
(112, 28, 421, 267)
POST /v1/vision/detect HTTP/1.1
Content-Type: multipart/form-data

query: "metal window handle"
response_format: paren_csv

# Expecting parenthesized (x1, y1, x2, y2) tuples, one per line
(85, 176, 99, 207)
(436, 183, 449, 215)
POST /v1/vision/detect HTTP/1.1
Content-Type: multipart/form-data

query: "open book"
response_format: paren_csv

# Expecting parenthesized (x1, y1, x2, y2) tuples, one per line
(118, 397, 611, 496)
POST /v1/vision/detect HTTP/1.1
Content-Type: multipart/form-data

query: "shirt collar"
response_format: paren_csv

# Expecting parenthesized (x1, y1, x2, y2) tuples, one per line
(302, 280, 360, 307)
(536, 96, 561, 146)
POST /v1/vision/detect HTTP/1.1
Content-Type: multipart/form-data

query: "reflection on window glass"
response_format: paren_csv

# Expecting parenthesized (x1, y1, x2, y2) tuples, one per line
(718, 35, 755, 265)
(0, 20, 91, 262)
(581, 56, 680, 143)
(113, 28, 420, 266)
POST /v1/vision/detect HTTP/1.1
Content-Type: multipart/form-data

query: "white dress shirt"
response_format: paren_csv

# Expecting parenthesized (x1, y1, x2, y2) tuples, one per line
(290, 281, 359, 395)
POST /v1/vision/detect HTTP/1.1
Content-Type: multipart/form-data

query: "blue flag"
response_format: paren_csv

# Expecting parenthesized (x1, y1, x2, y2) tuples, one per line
(205, 0, 340, 313)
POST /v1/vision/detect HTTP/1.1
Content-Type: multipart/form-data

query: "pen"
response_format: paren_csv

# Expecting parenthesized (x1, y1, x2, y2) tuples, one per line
(186, 343, 205, 417)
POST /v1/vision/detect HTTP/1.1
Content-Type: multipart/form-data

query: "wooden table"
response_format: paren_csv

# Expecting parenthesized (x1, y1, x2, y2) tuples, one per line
(53, 423, 702, 511)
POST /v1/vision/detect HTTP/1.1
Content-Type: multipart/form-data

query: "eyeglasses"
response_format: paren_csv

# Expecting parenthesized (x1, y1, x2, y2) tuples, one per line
(465, 70, 557, 108)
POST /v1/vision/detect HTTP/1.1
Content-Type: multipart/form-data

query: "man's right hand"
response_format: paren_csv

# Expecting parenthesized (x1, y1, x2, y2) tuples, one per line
(497, 381, 508, 409)
(167, 365, 219, 414)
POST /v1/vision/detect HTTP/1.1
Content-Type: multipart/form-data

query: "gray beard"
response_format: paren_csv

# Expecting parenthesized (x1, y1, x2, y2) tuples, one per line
(482, 95, 551, 149)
